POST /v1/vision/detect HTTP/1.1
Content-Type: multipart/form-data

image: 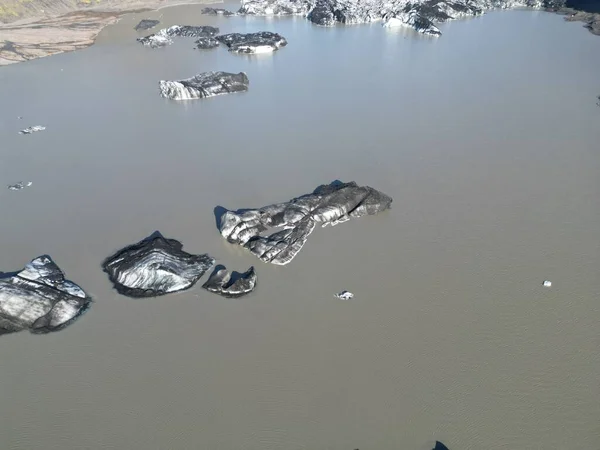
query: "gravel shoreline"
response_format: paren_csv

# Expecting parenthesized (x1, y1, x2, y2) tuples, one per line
(0, 0, 219, 65)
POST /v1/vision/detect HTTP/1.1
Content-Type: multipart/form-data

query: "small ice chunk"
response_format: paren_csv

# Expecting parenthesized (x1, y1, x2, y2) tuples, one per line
(543, 280, 552, 287)
(335, 290, 354, 300)
(19, 125, 45, 135)
(135, 19, 160, 31)
(7, 181, 32, 191)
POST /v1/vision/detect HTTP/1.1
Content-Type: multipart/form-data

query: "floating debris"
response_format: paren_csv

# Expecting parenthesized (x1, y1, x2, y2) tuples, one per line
(159, 71, 249, 100)
(7, 181, 32, 191)
(138, 25, 219, 48)
(335, 290, 354, 300)
(202, 266, 257, 298)
(219, 181, 392, 265)
(202, 7, 236, 16)
(135, 19, 160, 31)
(19, 125, 45, 135)
(102, 231, 214, 298)
(195, 36, 220, 49)
(0, 255, 92, 335)
(216, 31, 288, 54)
(543, 280, 552, 287)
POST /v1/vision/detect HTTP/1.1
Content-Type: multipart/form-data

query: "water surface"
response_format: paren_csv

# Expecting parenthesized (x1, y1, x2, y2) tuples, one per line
(0, 4, 599, 450)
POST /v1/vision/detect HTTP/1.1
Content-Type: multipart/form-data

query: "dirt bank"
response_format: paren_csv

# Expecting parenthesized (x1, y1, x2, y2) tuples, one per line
(0, 0, 219, 65)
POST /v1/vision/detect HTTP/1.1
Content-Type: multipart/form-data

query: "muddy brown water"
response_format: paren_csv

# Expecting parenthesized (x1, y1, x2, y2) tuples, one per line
(0, 4, 599, 449)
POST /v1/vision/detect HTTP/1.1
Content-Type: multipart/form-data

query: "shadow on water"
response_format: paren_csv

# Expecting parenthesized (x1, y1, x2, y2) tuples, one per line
(353, 442, 449, 450)
(0, 270, 19, 279)
(213, 205, 229, 230)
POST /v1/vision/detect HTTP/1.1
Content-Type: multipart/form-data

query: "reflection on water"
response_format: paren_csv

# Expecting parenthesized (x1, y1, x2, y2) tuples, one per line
(0, 3, 599, 450)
